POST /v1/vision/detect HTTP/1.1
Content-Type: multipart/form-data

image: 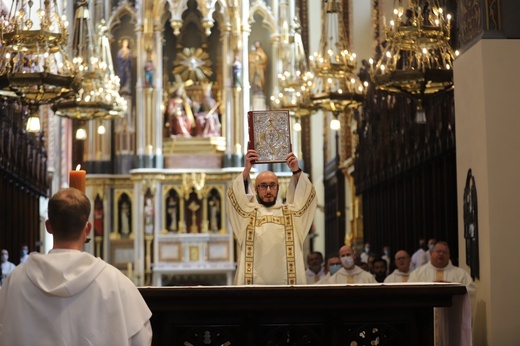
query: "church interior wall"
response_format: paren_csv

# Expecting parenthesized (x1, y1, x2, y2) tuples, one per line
(454, 38, 520, 345)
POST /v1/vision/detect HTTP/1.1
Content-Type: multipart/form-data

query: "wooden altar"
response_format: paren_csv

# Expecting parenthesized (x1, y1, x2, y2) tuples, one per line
(139, 283, 468, 346)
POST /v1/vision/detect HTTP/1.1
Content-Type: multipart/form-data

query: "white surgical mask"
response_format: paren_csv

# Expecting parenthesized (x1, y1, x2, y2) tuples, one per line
(1, 254, 7, 263)
(341, 256, 355, 269)
(329, 264, 342, 275)
(364, 247, 370, 253)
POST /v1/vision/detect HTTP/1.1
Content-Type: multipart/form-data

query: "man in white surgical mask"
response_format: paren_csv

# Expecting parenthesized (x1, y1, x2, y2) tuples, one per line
(322, 245, 376, 284)
(1, 249, 16, 286)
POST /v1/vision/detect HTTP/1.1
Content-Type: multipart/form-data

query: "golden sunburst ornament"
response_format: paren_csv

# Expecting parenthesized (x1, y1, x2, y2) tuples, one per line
(173, 47, 213, 82)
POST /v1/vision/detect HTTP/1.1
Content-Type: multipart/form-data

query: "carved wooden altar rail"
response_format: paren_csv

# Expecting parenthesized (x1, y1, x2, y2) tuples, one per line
(139, 283, 467, 346)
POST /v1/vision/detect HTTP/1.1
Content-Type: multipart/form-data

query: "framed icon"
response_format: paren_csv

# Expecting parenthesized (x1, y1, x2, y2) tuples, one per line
(247, 110, 291, 163)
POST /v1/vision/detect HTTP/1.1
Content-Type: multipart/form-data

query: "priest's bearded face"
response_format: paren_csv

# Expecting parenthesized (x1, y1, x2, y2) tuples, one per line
(255, 171, 279, 207)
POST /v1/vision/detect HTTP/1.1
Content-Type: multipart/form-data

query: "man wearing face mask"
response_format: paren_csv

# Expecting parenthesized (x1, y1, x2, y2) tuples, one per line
(323, 245, 376, 284)
(360, 242, 371, 263)
(226, 149, 317, 285)
(316, 255, 342, 284)
(20, 244, 29, 264)
(305, 251, 326, 284)
(1, 249, 16, 286)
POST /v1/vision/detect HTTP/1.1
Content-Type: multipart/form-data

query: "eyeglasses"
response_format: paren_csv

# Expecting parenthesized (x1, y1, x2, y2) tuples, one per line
(257, 183, 278, 191)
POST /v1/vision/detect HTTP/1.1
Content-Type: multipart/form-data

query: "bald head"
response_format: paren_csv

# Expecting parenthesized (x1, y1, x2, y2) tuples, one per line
(394, 250, 411, 273)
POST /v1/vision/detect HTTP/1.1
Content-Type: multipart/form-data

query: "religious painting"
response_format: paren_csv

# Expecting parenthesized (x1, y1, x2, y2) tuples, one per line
(247, 110, 291, 163)
(463, 169, 479, 280)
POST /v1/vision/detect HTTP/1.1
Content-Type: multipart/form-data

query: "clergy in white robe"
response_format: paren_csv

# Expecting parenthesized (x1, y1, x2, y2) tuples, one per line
(408, 242, 475, 345)
(0, 188, 152, 345)
(384, 250, 413, 283)
(226, 150, 317, 285)
(408, 242, 476, 295)
(321, 245, 376, 284)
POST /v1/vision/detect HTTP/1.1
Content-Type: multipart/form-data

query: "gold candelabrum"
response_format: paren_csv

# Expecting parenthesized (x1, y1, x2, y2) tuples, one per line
(369, 0, 455, 112)
(52, 4, 126, 121)
(0, 0, 75, 109)
(308, 0, 365, 114)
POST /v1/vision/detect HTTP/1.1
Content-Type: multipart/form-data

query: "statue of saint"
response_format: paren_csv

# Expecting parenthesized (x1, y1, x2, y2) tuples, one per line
(249, 40, 268, 95)
(194, 84, 221, 137)
(144, 58, 155, 88)
(166, 196, 178, 233)
(120, 201, 131, 237)
(208, 196, 220, 233)
(232, 56, 242, 88)
(94, 196, 104, 236)
(144, 197, 154, 235)
(117, 38, 133, 95)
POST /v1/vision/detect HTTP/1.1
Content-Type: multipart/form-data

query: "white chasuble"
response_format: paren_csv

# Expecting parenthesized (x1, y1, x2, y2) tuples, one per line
(227, 173, 317, 285)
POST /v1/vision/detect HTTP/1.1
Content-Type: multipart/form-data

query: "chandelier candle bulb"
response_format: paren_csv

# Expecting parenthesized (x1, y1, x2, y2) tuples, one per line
(69, 165, 86, 193)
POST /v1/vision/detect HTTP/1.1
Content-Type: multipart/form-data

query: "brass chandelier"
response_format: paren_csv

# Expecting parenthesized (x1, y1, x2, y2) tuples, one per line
(309, 0, 365, 114)
(52, 1, 126, 121)
(271, 15, 312, 120)
(369, 0, 455, 121)
(0, 0, 75, 107)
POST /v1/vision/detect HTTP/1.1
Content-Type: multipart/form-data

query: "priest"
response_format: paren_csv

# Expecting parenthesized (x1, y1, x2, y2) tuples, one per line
(226, 150, 317, 285)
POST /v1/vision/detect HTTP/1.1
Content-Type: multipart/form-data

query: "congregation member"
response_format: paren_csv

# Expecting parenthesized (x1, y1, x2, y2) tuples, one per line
(367, 253, 378, 274)
(226, 149, 317, 285)
(0, 249, 16, 286)
(410, 238, 427, 270)
(372, 257, 388, 283)
(19, 243, 29, 264)
(422, 238, 437, 265)
(0, 188, 152, 345)
(316, 255, 342, 284)
(322, 245, 376, 284)
(382, 245, 391, 275)
(384, 250, 413, 283)
(305, 251, 326, 284)
(360, 242, 371, 263)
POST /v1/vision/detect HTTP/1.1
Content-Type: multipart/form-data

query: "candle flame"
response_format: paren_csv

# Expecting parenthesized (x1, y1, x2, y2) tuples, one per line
(76, 164, 81, 171)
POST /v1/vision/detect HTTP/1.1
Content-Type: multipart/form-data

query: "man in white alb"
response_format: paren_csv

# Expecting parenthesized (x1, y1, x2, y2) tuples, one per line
(409, 241, 475, 294)
(0, 188, 152, 345)
(408, 241, 475, 345)
(226, 149, 317, 285)
(322, 245, 376, 284)
(384, 250, 413, 283)
(305, 251, 326, 284)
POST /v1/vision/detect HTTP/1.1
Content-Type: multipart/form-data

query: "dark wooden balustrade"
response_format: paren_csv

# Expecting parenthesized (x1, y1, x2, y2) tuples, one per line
(139, 283, 467, 346)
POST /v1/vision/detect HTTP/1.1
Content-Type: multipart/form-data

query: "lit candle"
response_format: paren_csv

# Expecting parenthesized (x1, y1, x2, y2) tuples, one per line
(69, 164, 86, 193)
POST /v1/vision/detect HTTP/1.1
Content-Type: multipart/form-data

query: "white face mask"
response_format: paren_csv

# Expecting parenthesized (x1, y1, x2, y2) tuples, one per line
(341, 256, 355, 269)
(1, 254, 7, 263)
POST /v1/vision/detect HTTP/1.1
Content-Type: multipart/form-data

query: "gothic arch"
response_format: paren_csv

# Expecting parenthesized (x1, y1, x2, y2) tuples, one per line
(248, 2, 276, 34)
(107, 3, 138, 41)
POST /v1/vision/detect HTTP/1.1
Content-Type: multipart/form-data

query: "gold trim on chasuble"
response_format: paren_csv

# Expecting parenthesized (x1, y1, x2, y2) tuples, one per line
(228, 185, 316, 285)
